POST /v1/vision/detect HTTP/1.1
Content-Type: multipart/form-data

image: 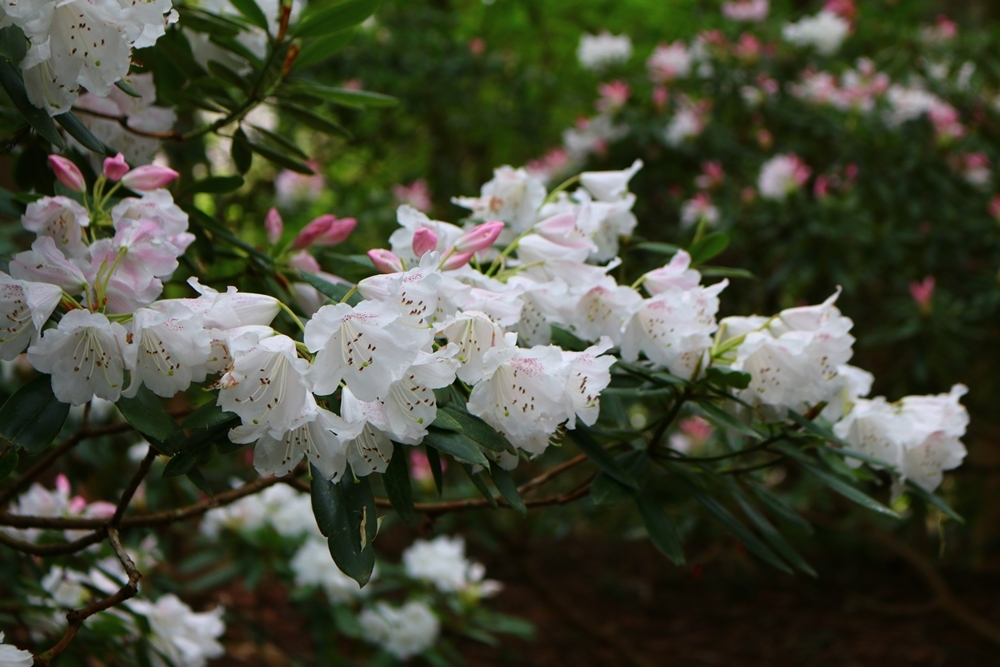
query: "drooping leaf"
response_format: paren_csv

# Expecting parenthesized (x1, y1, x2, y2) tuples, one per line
(228, 0, 269, 30)
(424, 429, 490, 467)
(906, 481, 964, 524)
(461, 464, 497, 508)
(0, 375, 71, 455)
(424, 443, 444, 496)
(429, 410, 463, 432)
(691, 401, 765, 440)
(295, 0, 379, 38)
(635, 492, 685, 565)
(231, 128, 253, 174)
(489, 462, 526, 514)
(54, 112, 110, 154)
(296, 83, 398, 108)
(0, 26, 28, 63)
(382, 441, 415, 523)
(183, 175, 244, 195)
(311, 464, 377, 586)
(590, 450, 649, 505)
(748, 483, 814, 535)
(181, 401, 233, 430)
(293, 30, 356, 69)
(185, 468, 214, 496)
(116, 385, 181, 445)
(277, 102, 351, 138)
(246, 139, 315, 173)
(688, 232, 729, 265)
(705, 367, 751, 389)
(0, 449, 19, 481)
(442, 405, 513, 454)
(634, 242, 680, 255)
(114, 78, 142, 98)
(0, 60, 65, 148)
(571, 428, 638, 490)
(722, 479, 816, 576)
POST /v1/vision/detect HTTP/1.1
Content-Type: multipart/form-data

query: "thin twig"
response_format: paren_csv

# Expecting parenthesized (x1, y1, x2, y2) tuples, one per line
(70, 107, 183, 140)
(110, 446, 158, 526)
(0, 529, 103, 556)
(33, 527, 142, 666)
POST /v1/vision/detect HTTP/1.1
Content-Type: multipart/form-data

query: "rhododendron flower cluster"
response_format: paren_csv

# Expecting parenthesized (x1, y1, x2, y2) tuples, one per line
(576, 32, 633, 71)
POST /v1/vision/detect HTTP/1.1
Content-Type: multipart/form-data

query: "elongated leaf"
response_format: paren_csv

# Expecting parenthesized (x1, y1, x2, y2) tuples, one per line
(114, 78, 142, 98)
(231, 128, 253, 174)
(116, 385, 180, 444)
(679, 476, 792, 573)
(691, 401, 764, 440)
(278, 102, 351, 138)
(700, 266, 756, 280)
(489, 462, 526, 514)
(748, 483, 814, 535)
(207, 61, 250, 93)
(295, 0, 379, 38)
(54, 112, 109, 154)
(424, 444, 444, 496)
(430, 410, 463, 432)
(298, 84, 397, 108)
(311, 464, 377, 586)
(725, 482, 815, 576)
(298, 271, 361, 305)
(591, 450, 649, 505)
(635, 492, 685, 564)
(0, 60, 65, 148)
(442, 406, 512, 453)
(186, 468, 214, 496)
(249, 124, 309, 160)
(424, 429, 489, 467)
(571, 429, 637, 489)
(181, 401, 232, 430)
(0, 375, 70, 455)
(229, 0, 269, 30)
(293, 30, 355, 69)
(383, 441, 415, 523)
(247, 139, 314, 174)
(787, 409, 852, 448)
(461, 464, 497, 507)
(0, 26, 28, 63)
(634, 242, 680, 255)
(184, 175, 244, 195)
(688, 232, 729, 265)
(162, 448, 199, 477)
(0, 186, 26, 217)
(774, 443, 899, 517)
(906, 481, 964, 524)
(0, 449, 19, 481)
(177, 9, 243, 37)
(705, 367, 751, 389)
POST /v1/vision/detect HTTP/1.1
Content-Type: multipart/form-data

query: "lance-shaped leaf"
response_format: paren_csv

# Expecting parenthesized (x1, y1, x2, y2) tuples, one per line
(635, 492, 685, 565)
(311, 463, 377, 586)
(424, 428, 489, 467)
(906, 481, 964, 524)
(489, 462, 526, 514)
(295, 0, 379, 38)
(442, 405, 514, 454)
(0, 449, 18, 481)
(116, 385, 181, 445)
(382, 441, 415, 524)
(571, 428, 638, 490)
(461, 464, 497, 508)
(424, 444, 444, 496)
(0, 60, 64, 149)
(0, 375, 70, 455)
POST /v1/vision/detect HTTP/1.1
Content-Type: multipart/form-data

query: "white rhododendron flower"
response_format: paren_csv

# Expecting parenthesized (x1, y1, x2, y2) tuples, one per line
(403, 536, 502, 597)
(127, 595, 225, 667)
(0, 631, 33, 666)
(124, 302, 212, 398)
(782, 11, 851, 56)
(251, 407, 351, 480)
(359, 601, 440, 660)
(338, 387, 395, 476)
(757, 154, 811, 201)
(292, 538, 375, 603)
(577, 32, 633, 71)
(452, 165, 547, 233)
(0, 274, 62, 361)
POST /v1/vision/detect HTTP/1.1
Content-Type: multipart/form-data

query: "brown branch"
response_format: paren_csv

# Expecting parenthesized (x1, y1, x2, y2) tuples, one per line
(0, 529, 103, 556)
(70, 106, 184, 140)
(33, 527, 141, 666)
(111, 446, 158, 526)
(517, 453, 588, 495)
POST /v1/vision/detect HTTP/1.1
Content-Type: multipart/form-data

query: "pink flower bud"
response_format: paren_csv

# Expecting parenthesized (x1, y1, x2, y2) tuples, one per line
(102, 153, 130, 181)
(48, 155, 86, 192)
(68, 496, 87, 514)
(454, 220, 504, 253)
(411, 227, 438, 257)
(120, 164, 179, 191)
(909, 276, 935, 313)
(292, 215, 356, 250)
(55, 473, 71, 494)
(368, 249, 404, 274)
(288, 249, 320, 273)
(265, 207, 284, 245)
(441, 250, 475, 270)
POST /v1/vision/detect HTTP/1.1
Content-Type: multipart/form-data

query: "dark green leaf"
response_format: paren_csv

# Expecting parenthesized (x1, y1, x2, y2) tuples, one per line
(162, 448, 199, 477)
(382, 441, 415, 523)
(906, 481, 964, 524)
(425, 444, 444, 496)
(177, 8, 243, 37)
(571, 428, 638, 490)
(0, 375, 70, 455)
(688, 232, 729, 265)
(184, 175, 244, 195)
(0, 60, 65, 148)
(774, 442, 899, 517)
(691, 401, 764, 440)
(705, 367, 751, 389)
(424, 429, 490, 467)
(700, 266, 756, 280)
(0, 449, 19, 481)
(181, 401, 232, 430)
(231, 128, 253, 174)
(116, 386, 180, 444)
(207, 61, 250, 92)
(0, 26, 28, 63)
(247, 139, 314, 173)
(461, 464, 497, 507)
(298, 271, 361, 305)
(295, 0, 379, 38)
(295, 83, 397, 108)
(311, 464, 377, 586)
(277, 102, 351, 138)
(590, 450, 649, 505)
(228, 0, 269, 30)
(0, 186, 26, 217)
(293, 30, 355, 69)
(726, 482, 815, 576)
(186, 468, 214, 496)
(748, 483, 814, 535)
(430, 410, 463, 432)
(635, 492, 685, 564)
(634, 242, 680, 255)
(186, 207, 274, 265)
(678, 476, 791, 573)
(550, 326, 586, 352)
(249, 124, 309, 160)
(489, 462, 526, 514)
(114, 78, 142, 98)
(54, 112, 109, 154)
(442, 406, 512, 454)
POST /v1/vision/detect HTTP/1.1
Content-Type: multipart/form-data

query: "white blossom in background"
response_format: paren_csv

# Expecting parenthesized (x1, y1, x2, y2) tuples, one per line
(0, 632, 33, 666)
(834, 385, 969, 494)
(680, 193, 719, 228)
(562, 115, 628, 162)
(647, 42, 693, 83)
(664, 103, 708, 147)
(359, 601, 440, 660)
(127, 595, 225, 667)
(402, 536, 502, 597)
(757, 154, 811, 201)
(782, 11, 851, 56)
(722, 0, 769, 22)
(576, 32, 633, 71)
(2, 474, 115, 543)
(292, 538, 374, 603)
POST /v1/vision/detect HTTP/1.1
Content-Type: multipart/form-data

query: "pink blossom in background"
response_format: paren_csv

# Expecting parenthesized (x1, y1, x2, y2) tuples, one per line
(928, 105, 966, 142)
(734, 33, 762, 60)
(526, 148, 571, 184)
(909, 276, 935, 313)
(824, 0, 856, 20)
(409, 449, 445, 484)
(652, 85, 669, 110)
(596, 80, 631, 112)
(288, 249, 321, 273)
(265, 208, 283, 245)
(468, 37, 486, 56)
(646, 41, 692, 83)
(989, 195, 1000, 221)
(957, 152, 991, 187)
(926, 15, 958, 41)
(757, 154, 811, 201)
(275, 161, 325, 208)
(721, 0, 769, 22)
(680, 193, 720, 228)
(757, 128, 773, 150)
(681, 416, 713, 443)
(393, 179, 433, 212)
(813, 175, 831, 199)
(845, 163, 859, 181)
(694, 161, 725, 190)
(698, 30, 727, 47)
(342, 78, 363, 90)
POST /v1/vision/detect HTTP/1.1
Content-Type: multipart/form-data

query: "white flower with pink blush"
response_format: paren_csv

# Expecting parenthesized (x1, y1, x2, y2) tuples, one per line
(757, 154, 811, 201)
